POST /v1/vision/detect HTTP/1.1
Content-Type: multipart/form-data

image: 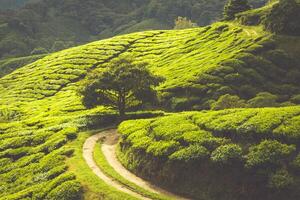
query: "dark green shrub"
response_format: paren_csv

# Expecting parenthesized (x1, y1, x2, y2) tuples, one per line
(268, 169, 294, 189)
(263, 0, 300, 35)
(238, 84, 258, 99)
(223, 0, 251, 20)
(211, 144, 243, 164)
(237, 10, 262, 25)
(292, 153, 300, 169)
(247, 92, 279, 107)
(291, 94, 300, 104)
(212, 94, 247, 110)
(264, 49, 294, 68)
(245, 140, 295, 168)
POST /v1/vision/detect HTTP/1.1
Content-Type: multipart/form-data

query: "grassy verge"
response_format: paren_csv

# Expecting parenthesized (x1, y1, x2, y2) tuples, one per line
(93, 141, 174, 200)
(65, 129, 138, 200)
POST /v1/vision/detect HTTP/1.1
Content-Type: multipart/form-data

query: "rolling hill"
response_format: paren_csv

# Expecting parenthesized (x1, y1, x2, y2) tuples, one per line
(0, 0, 300, 199)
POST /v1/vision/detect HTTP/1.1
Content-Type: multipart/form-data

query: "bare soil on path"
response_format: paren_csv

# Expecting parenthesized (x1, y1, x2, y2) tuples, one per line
(83, 130, 151, 200)
(83, 129, 190, 200)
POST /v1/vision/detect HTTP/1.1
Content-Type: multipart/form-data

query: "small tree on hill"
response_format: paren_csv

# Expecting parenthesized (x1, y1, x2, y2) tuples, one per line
(174, 16, 197, 30)
(79, 55, 164, 118)
(223, 0, 251, 20)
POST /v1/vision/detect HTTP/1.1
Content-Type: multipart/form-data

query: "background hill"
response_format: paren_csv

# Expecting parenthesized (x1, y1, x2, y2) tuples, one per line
(0, 0, 267, 60)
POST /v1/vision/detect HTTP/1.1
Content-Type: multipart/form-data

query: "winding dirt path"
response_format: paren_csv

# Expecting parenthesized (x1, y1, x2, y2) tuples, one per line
(83, 129, 190, 200)
(83, 130, 151, 200)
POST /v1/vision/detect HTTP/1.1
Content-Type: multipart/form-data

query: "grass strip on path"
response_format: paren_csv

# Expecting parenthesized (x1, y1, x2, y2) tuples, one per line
(93, 140, 174, 200)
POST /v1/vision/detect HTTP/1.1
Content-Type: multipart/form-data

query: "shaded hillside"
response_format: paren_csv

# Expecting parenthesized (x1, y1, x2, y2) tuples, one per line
(1, 22, 299, 112)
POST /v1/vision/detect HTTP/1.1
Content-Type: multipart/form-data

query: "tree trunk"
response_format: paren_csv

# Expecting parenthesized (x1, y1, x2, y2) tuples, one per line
(119, 105, 125, 120)
(118, 95, 126, 120)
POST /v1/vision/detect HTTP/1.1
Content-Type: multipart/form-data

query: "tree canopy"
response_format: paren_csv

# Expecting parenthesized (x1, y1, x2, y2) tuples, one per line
(224, 0, 251, 20)
(79, 55, 164, 117)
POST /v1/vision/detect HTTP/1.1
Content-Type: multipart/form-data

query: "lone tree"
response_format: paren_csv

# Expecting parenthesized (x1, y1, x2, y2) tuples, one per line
(223, 0, 251, 20)
(79, 55, 164, 118)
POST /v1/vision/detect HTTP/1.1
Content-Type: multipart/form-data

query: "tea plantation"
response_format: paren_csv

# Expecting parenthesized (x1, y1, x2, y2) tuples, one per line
(0, 3, 300, 198)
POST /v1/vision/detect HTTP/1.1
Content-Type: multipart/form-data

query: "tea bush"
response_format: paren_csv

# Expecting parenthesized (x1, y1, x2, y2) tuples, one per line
(210, 144, 243, 164)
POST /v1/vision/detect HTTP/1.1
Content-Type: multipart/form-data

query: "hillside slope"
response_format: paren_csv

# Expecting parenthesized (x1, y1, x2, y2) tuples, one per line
(0, 16, 300, 199)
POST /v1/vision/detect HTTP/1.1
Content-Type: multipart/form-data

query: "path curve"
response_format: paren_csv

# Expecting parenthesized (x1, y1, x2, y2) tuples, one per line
(83, 130, 151, 200)
(83, 129, 190, 200)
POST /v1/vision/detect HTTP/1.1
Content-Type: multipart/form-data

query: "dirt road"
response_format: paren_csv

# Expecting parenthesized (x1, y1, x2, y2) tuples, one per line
(83, 129, 190, 200)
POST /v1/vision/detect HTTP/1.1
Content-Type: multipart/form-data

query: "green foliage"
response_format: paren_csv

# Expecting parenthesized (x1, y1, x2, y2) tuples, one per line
(245, 140, 295, 168)
(51, 41, 67, 52)
(45, 180, 82, 200)
(210, 144, 243, 164)
(247, 92, 278, 107)
(268, 169, 294, 189)
(146, 140, 180, 157)
(60, 127, 78, 140)
(169, 144, 209, 162)
(174, 16, 197, 30)
(224, 0, 251, 20)
(79, 54, 164, 117)
(211, 94, 247, 110)
(0, 54, 46, 77)
(263, 0, 300, 35)
(291, 94, 300, 104)
(0, 107, 21, 122)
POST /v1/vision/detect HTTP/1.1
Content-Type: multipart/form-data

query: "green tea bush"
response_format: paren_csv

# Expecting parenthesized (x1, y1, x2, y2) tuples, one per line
(247, 92, 279, 107)
(245, 140, 295, 168)
(45, 180, 82, 200)
(211, 94, 247, 110)
(211, 144, 243, 164)
(146, 140, 180, 157)
(169, 144, 209, 162)
(60, 127, 78, 140)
